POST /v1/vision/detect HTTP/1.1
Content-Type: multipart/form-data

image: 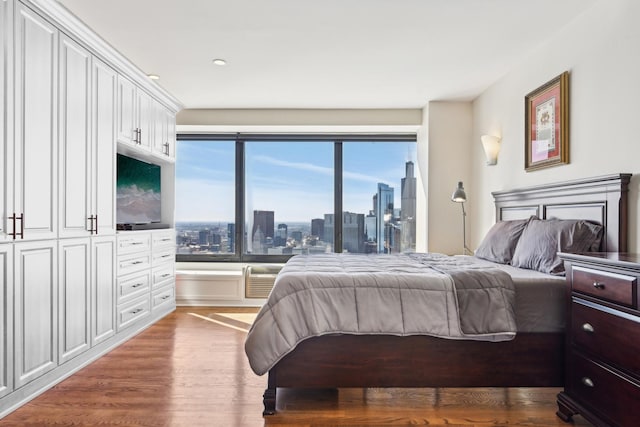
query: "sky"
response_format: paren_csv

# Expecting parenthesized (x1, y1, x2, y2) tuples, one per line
(175, 140, 415, 223)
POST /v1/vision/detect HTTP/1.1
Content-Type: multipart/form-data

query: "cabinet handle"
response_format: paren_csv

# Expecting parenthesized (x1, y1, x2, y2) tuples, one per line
(161, 273, 172, 278)
(131, 308, 143, 314)
(131, 242, 144, 245)
(582, 323, 595, 333)
(88, 214, 98, 234)
(592, 282, 606, 290)
(131, 261, 143, 265)
(161, 295, 171, 300)
(138, 128, 142, 144)
(163, 142, 170, 156)
(9, 213, 24, 240)
(132, 283, 144, 288)
(95, 215, 98, 234)
(581, 377, 595, 388)
(161, 254, 172, 258)
(161, 238, 172, 242)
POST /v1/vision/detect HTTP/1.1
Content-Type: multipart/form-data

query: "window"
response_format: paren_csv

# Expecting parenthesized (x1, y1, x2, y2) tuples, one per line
(175, 134, 416, 262)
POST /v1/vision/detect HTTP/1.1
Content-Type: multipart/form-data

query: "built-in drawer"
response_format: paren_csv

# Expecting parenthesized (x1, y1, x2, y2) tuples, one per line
(571, 266, 636, 307)
(118, 271, 151, 304)
(152, 248, 175, 266)
(568, 350, 640, 427)
(152, 230, 175, 249)
(117, 295, 151, 331)
(152, 264, 175, 289)
(152, 284, 175, 311)
(117, 232, 151, 255)
(118, 252, 151, 276)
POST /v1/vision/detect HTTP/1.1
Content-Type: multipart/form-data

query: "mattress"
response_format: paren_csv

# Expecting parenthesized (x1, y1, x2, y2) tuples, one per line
(468, 256, 567, 333)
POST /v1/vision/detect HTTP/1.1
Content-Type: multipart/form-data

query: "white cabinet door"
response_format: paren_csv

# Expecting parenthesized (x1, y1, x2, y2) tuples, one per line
(58, 34, 91, 238)
(14, 4, 58, 241)
(0, 244, 13, 398)
(92, 58, 117, 235)
(116, 75, 136, 146)
(152, 102, 176, 160)
(92, 235, 116, 345)
(0, 0, 13, 242)
(14, 240, 57, 388)
(58, 238, 90, 364)
(136, 89, 153, 151)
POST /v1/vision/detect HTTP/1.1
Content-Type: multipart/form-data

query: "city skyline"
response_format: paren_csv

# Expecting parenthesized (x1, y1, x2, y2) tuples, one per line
(176, 140, 416, 223)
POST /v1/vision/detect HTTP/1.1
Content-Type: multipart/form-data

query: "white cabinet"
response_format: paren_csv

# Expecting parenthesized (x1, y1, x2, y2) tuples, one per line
(0, 0, 13, 242)
(58, 238, 90, 364)
(59, 41, 116, 238)
(91, 236, 116, 346)
(152, 102, 176, 160)
(117, 75, 154, 153)
(58, 34, 91, 238)
(0, 244, 13, 399)
(12, 4, 58, 241)
(14, 240, 57, 388)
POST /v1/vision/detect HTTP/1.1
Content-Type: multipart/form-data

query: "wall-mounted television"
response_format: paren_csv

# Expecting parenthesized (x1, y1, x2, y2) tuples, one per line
(116, 154, 161, 225)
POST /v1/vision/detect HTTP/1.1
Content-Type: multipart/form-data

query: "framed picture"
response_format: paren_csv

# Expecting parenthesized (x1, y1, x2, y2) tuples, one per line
(524, 71, 569, 172)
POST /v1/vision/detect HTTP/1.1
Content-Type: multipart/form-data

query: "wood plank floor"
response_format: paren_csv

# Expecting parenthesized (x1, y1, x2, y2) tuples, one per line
(1, 307, 591, 426)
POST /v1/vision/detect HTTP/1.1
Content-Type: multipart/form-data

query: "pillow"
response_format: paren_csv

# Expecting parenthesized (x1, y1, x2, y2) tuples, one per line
(511, 218, 603, 275)
(474, 217, 535, 264)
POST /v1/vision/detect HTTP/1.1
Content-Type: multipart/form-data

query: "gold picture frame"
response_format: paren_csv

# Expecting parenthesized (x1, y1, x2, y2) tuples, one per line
(524, 71, 569, 172)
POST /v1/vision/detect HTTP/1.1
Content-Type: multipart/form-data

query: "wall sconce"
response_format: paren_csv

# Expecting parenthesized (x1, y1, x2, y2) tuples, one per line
(481, 135, 501, 165)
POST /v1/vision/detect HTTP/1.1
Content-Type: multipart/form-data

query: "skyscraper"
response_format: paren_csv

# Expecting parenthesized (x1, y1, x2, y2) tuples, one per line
(401, 160, 417, 252)
(227, 223, 235, 253)
(252, 210, 274, 246)
(375, 183, 394, 253)
(343, 211, 365, 253)
(275, 223, 288, 247)
(311, 218, 324, 238)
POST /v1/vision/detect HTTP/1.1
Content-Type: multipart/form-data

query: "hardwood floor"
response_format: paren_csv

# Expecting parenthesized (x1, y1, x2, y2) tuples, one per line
(1, 307, 591, 426)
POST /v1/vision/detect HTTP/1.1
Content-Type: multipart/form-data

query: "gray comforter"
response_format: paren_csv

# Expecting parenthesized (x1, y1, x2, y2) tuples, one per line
(244, 253, 516, 375)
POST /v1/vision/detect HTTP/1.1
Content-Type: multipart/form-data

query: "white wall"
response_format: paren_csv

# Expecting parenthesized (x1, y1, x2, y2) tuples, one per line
(426, 102, 473, 255)
(471, 0, 640, 251)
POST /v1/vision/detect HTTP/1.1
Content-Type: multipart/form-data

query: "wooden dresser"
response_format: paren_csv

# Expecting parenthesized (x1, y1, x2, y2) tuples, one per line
(557, 253, 640, 427)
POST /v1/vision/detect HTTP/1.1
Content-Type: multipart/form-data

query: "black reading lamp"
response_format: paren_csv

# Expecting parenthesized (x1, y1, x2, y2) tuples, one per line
(451, 181, 471, 255)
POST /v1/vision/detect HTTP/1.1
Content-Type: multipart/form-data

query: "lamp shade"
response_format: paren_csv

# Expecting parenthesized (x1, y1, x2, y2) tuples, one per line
(481, 135, 501, 165)
(451, 181, 467, 202)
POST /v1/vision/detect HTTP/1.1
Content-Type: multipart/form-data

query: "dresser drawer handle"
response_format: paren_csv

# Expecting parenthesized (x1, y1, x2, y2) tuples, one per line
(131, 261, 143, 265)
(582, 323, 595, 333)
(592, 282, 606, 289)
(161, 295, 171, 300)
(131, 308, 143, 315)
(161, 273, 172, 278)
(132, 283, 144, 288)
(581, 377, 595, 388)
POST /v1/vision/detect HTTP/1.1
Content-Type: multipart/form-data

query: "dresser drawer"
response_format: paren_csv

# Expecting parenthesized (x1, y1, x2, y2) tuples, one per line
(568, 350, 640, 427)
(117, 295, 151, 331)
(152, 230, 174, 249)
(572, 300, 640, 376)
(117, 233, 151, 254)
(152, 248, 175, 266)
(117, 252, 151, 276)
(117, 271, 151, 304)
(152, 264, 175, 289)
(152, 284, 175, 310)
(571, 266, 636, 307)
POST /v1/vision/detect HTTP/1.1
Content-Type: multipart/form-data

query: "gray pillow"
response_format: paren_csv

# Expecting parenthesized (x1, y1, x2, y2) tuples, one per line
(474, 217, 534, 264)
(511, 218, 603, 275)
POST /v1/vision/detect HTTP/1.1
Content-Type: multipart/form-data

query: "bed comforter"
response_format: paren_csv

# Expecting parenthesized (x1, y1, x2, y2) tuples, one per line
(244, 253, 517, 375)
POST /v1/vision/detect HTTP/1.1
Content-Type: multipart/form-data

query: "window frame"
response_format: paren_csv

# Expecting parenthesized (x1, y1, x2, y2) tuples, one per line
(176, 133, 416, 263)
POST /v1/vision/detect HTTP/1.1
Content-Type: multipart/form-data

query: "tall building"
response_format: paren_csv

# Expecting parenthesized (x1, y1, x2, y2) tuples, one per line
(324, 213, 334, 245)
(275, 223, 288, 247)
(343, 212, 365, 253)
(375, 183, 394, 253)
(311, 218, 324, 238)
(198, 229, 210, 245)
(401, 160, 417, 252)
(252, 210, 274, 246)
(227, 223, 235, 253)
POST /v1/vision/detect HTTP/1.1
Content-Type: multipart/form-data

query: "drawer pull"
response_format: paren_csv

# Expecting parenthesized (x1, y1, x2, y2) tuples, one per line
(581, 377, 595, 388)
(131, 308, 143, 314)
(132, 283, 144, 288)
(131, 261, 143, 265)
(582, 323, 595, 333)
(161, 254, 172, 258)
(592, 282, 606, 289)
(161, 295, 171, 300)
(161, 273, 172, 278)
(161, 238, 171, 242)
(131, 242, 144, 245)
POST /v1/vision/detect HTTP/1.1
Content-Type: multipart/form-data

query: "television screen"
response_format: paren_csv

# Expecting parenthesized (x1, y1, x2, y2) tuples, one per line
(116, 154, 161, 224)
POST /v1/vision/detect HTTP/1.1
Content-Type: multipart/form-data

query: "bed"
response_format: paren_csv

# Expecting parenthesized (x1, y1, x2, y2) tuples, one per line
(245, 173, 631, 416)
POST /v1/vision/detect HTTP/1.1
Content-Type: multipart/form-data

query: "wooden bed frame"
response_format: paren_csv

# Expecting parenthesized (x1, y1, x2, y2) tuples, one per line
(262, 173, 631, 415)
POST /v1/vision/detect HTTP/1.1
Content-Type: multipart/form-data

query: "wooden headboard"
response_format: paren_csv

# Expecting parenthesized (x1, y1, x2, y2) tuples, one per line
(492, 173, 631, 252)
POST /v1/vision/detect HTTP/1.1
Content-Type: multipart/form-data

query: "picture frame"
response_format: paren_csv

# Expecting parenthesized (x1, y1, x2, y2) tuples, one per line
(524, 71, 569, 172)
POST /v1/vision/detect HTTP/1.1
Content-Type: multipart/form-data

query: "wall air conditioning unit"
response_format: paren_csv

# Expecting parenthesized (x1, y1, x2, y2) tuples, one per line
(244, 264, 283, 299)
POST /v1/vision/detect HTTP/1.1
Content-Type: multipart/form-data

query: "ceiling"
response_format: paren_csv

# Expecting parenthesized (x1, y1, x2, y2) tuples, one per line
(57, 0, 597, 109)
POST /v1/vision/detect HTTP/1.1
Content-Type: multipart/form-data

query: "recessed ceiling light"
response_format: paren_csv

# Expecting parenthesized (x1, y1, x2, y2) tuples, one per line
(147, 74, 160, 80)
(212, 58, 227, 66)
